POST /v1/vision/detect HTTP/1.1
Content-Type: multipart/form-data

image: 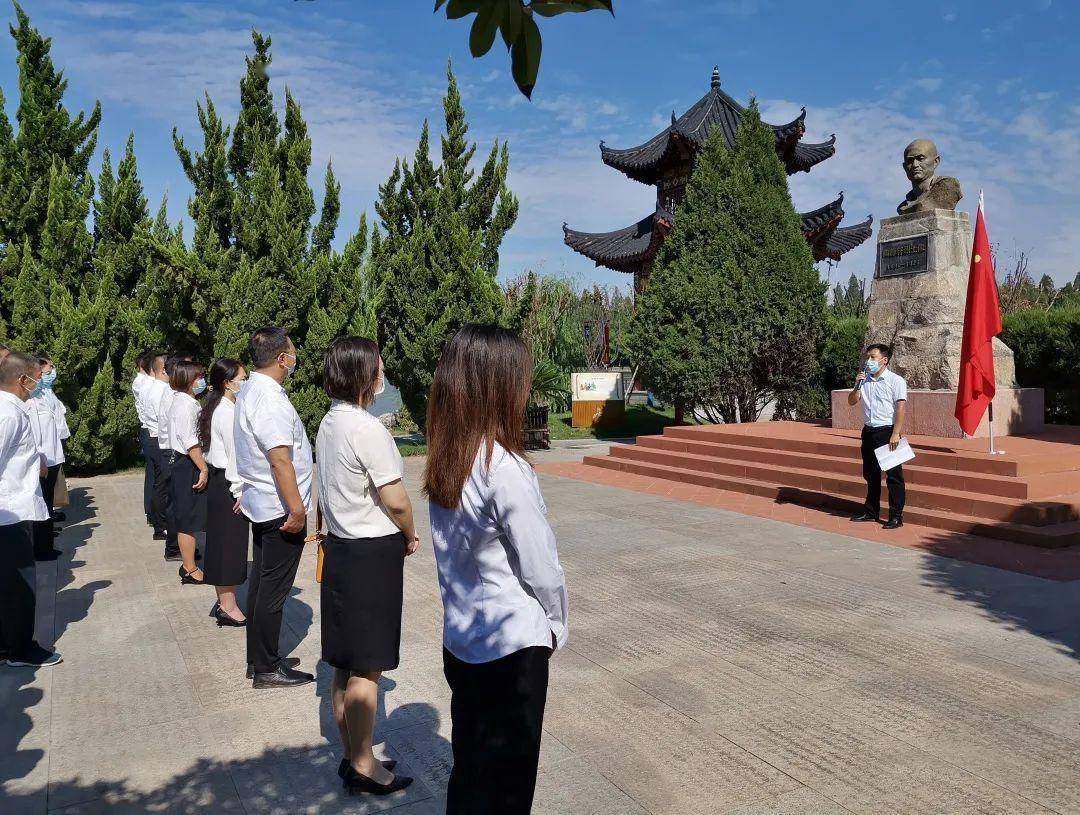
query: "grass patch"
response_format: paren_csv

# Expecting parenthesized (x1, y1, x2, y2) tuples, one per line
(548, 405, 677, 441)
(396, 442, 428, 457)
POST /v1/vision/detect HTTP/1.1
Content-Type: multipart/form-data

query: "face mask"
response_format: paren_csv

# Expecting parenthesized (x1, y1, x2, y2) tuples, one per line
(193, 377, 207, 396)
(24, 376, 41, 398)
(282, 353, 297, 378)
(374, 375, 385, 396)
(865, 359, 880, 375)
(41, 370, 57, 389)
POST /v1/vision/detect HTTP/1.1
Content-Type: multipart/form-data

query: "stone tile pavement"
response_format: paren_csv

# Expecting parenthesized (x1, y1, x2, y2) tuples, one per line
(3, 440, 1080, 814)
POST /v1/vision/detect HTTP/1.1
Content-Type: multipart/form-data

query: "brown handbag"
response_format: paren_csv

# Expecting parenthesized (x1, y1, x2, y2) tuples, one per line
(305, 505, 327, 583)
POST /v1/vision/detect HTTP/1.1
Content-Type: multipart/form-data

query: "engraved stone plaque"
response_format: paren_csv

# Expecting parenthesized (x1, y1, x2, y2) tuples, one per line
(877, 235, 929, 278)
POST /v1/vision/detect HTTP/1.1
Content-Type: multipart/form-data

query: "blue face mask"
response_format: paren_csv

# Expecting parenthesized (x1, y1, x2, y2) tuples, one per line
(193, 377, 207, 396)
(865, 359, 880, 375)
(41, 370, 57, 389)
(30, 380, 44, 398)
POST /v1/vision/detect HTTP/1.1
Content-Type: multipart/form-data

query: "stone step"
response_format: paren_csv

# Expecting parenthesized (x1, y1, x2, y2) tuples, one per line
(604, 444, 1080, 526)
(582, 454, 1080, 549)
(662, 422, 1080, 478)
(634, 435, 1080, 500)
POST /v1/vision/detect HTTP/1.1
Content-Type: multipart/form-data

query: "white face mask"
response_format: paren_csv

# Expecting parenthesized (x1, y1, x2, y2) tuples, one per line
(282, 353, 297, 378)
(374, 374, 385, 396)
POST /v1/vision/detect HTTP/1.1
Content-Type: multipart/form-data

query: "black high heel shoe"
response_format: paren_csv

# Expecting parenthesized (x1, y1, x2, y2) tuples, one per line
(213, 605, 247, 627)
(209, 601, 220, 618)
(342, 766, 412, 796)
(337, 758, 396, 779)
(179, 566, 204, 585)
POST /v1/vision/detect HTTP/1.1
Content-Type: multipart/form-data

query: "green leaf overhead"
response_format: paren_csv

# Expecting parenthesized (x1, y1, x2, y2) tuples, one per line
(510, 10, 542, 99)
(437, 0, 614, 97)
(469, 2, 503, 57)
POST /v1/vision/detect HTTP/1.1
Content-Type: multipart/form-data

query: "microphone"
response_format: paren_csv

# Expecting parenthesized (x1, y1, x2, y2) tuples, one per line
(856, 363, 868, 391)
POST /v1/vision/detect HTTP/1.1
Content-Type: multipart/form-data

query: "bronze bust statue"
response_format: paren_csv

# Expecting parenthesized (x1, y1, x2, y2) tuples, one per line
(897, 139, 962, 215)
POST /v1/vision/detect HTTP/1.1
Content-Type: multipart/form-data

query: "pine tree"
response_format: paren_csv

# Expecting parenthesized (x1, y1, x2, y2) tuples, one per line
(373, 63, 518, 430)
(629, 100, 826, 423)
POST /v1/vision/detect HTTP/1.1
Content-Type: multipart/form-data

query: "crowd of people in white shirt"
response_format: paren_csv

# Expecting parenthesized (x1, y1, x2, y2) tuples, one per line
(123, 324, 567, 811)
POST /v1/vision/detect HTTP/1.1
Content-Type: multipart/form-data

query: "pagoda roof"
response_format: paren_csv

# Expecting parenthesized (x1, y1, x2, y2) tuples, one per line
(820, 215, 874, 262)
(563, 206, 674, 274)
(565, 195, 871, 272)
(599, 67, 835, 184)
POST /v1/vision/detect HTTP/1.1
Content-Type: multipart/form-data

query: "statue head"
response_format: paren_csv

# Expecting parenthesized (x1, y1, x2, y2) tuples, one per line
(903, 139, 940, 185)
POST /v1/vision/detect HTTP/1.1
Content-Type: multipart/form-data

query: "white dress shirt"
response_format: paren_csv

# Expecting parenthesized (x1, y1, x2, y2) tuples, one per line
(0, 391, 48, 525)
(316, 400, 403, 539)
(166, 391, 201, 455)
(132, 372, 151, 428)
(234, 371, 313, 523)
(156, 386, 177, 450)
(861, 367, 908, 428)
(429, 441, 568, 664)
(26, 392, 66, 467)
(207, 398, 243, 499)
(142, 377, 169, 439)
(46, 391, 70, 442)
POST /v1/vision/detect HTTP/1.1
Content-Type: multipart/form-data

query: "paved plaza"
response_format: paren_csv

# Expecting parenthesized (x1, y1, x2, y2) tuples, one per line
(3, 441, 1080, 814)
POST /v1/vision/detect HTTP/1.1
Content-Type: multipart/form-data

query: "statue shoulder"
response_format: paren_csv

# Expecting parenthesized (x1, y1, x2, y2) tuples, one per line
(931, 176, 963, 207)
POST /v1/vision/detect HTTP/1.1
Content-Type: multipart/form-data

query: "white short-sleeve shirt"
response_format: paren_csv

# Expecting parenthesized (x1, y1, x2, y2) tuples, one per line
(429, 441, 568, 664)
(0, 391, 48, 524)
(206, 398, 243, 499)
(26, 392, 66, 467)
(141, 377, 168, 438)
(234, 371, 313, 523)
(156, 384, 177, 449)
(166, 391, 201, 455)
(316, 401, 404, 539)
(861, 367, 908, 427)
(132, 372, 151, 428)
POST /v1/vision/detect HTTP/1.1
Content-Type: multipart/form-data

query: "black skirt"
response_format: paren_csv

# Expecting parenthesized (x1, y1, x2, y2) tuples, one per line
(321, 531, 406, 674)
(169, 454, 207, 535)
(202, 466, 249, 586)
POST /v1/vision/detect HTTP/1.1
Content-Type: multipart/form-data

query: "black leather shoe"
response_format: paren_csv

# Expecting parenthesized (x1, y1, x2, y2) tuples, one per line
(252, 665, 314, 689)
(153, 531, 167, 541)
(246, 657, 300, 680)
(883, 517, 904, 530)
(179, 566, 205, 585)
(35, 549, 62, 561)
(213, 606, 247, 627)
(338, 758, 396, 779)
(342, 766, 413, 795)
(851, 512, 881, 523)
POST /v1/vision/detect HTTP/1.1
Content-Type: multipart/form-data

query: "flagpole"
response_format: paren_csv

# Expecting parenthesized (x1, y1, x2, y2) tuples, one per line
(988, 400, 996, 454)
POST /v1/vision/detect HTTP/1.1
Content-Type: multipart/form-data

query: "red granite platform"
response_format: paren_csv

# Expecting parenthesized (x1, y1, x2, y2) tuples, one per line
(537, 422, 1080, 579)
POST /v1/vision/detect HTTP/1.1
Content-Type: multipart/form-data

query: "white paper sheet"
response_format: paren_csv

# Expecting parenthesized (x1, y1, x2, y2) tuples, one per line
(874, 438, 915, 471)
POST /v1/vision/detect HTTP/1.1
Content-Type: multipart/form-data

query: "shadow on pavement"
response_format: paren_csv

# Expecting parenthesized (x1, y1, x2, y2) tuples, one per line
(1, 486, 111, 798)
(918, 531, 1080, 661)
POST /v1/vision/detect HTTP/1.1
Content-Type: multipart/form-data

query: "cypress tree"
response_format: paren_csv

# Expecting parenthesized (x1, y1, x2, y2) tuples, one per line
(629, 100, 826, 423)
(373, 63, 518, 430)
(0, 2, 100, 328)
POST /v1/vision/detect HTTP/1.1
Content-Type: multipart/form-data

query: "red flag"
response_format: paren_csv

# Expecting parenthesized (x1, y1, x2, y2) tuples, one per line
(955, 193, 1003, 435)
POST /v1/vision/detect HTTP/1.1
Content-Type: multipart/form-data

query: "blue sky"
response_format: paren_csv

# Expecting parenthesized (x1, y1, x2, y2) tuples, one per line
(3, 0, 1079, 289)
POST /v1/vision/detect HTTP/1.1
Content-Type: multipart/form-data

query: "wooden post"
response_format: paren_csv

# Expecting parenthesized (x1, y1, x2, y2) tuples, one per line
(674, 400, 684, 425)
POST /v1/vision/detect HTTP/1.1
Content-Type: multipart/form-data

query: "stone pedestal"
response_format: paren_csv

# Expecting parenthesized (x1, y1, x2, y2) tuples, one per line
(867, 209, 1016, 390)
(831, 387, 1045, 438)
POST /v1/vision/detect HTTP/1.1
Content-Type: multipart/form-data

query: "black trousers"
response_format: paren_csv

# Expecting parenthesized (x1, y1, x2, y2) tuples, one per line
(246, 515, 305, 674)
(0, 521, 37, 657)
(861, 424, 906, 519)
(139, 427, 154, 518)
(32, 464, 60, 558)
(147, 441, 169, 536)
(443, 645, 551, 815)
(157, 447, 179, 552)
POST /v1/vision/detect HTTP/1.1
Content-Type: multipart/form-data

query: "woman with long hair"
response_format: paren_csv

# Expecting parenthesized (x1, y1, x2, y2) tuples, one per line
(424, 324, 568, 815)
(197, 358, 249, 625)
(316, 337, 419, 795)
(166, 359, 209, 585)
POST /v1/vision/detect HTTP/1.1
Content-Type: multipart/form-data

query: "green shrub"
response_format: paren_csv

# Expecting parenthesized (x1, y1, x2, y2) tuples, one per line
(1002, 308, 1080, 423)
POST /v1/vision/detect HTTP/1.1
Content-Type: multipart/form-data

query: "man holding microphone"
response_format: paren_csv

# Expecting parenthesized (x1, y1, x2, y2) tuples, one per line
(847, 343, 907, 529)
